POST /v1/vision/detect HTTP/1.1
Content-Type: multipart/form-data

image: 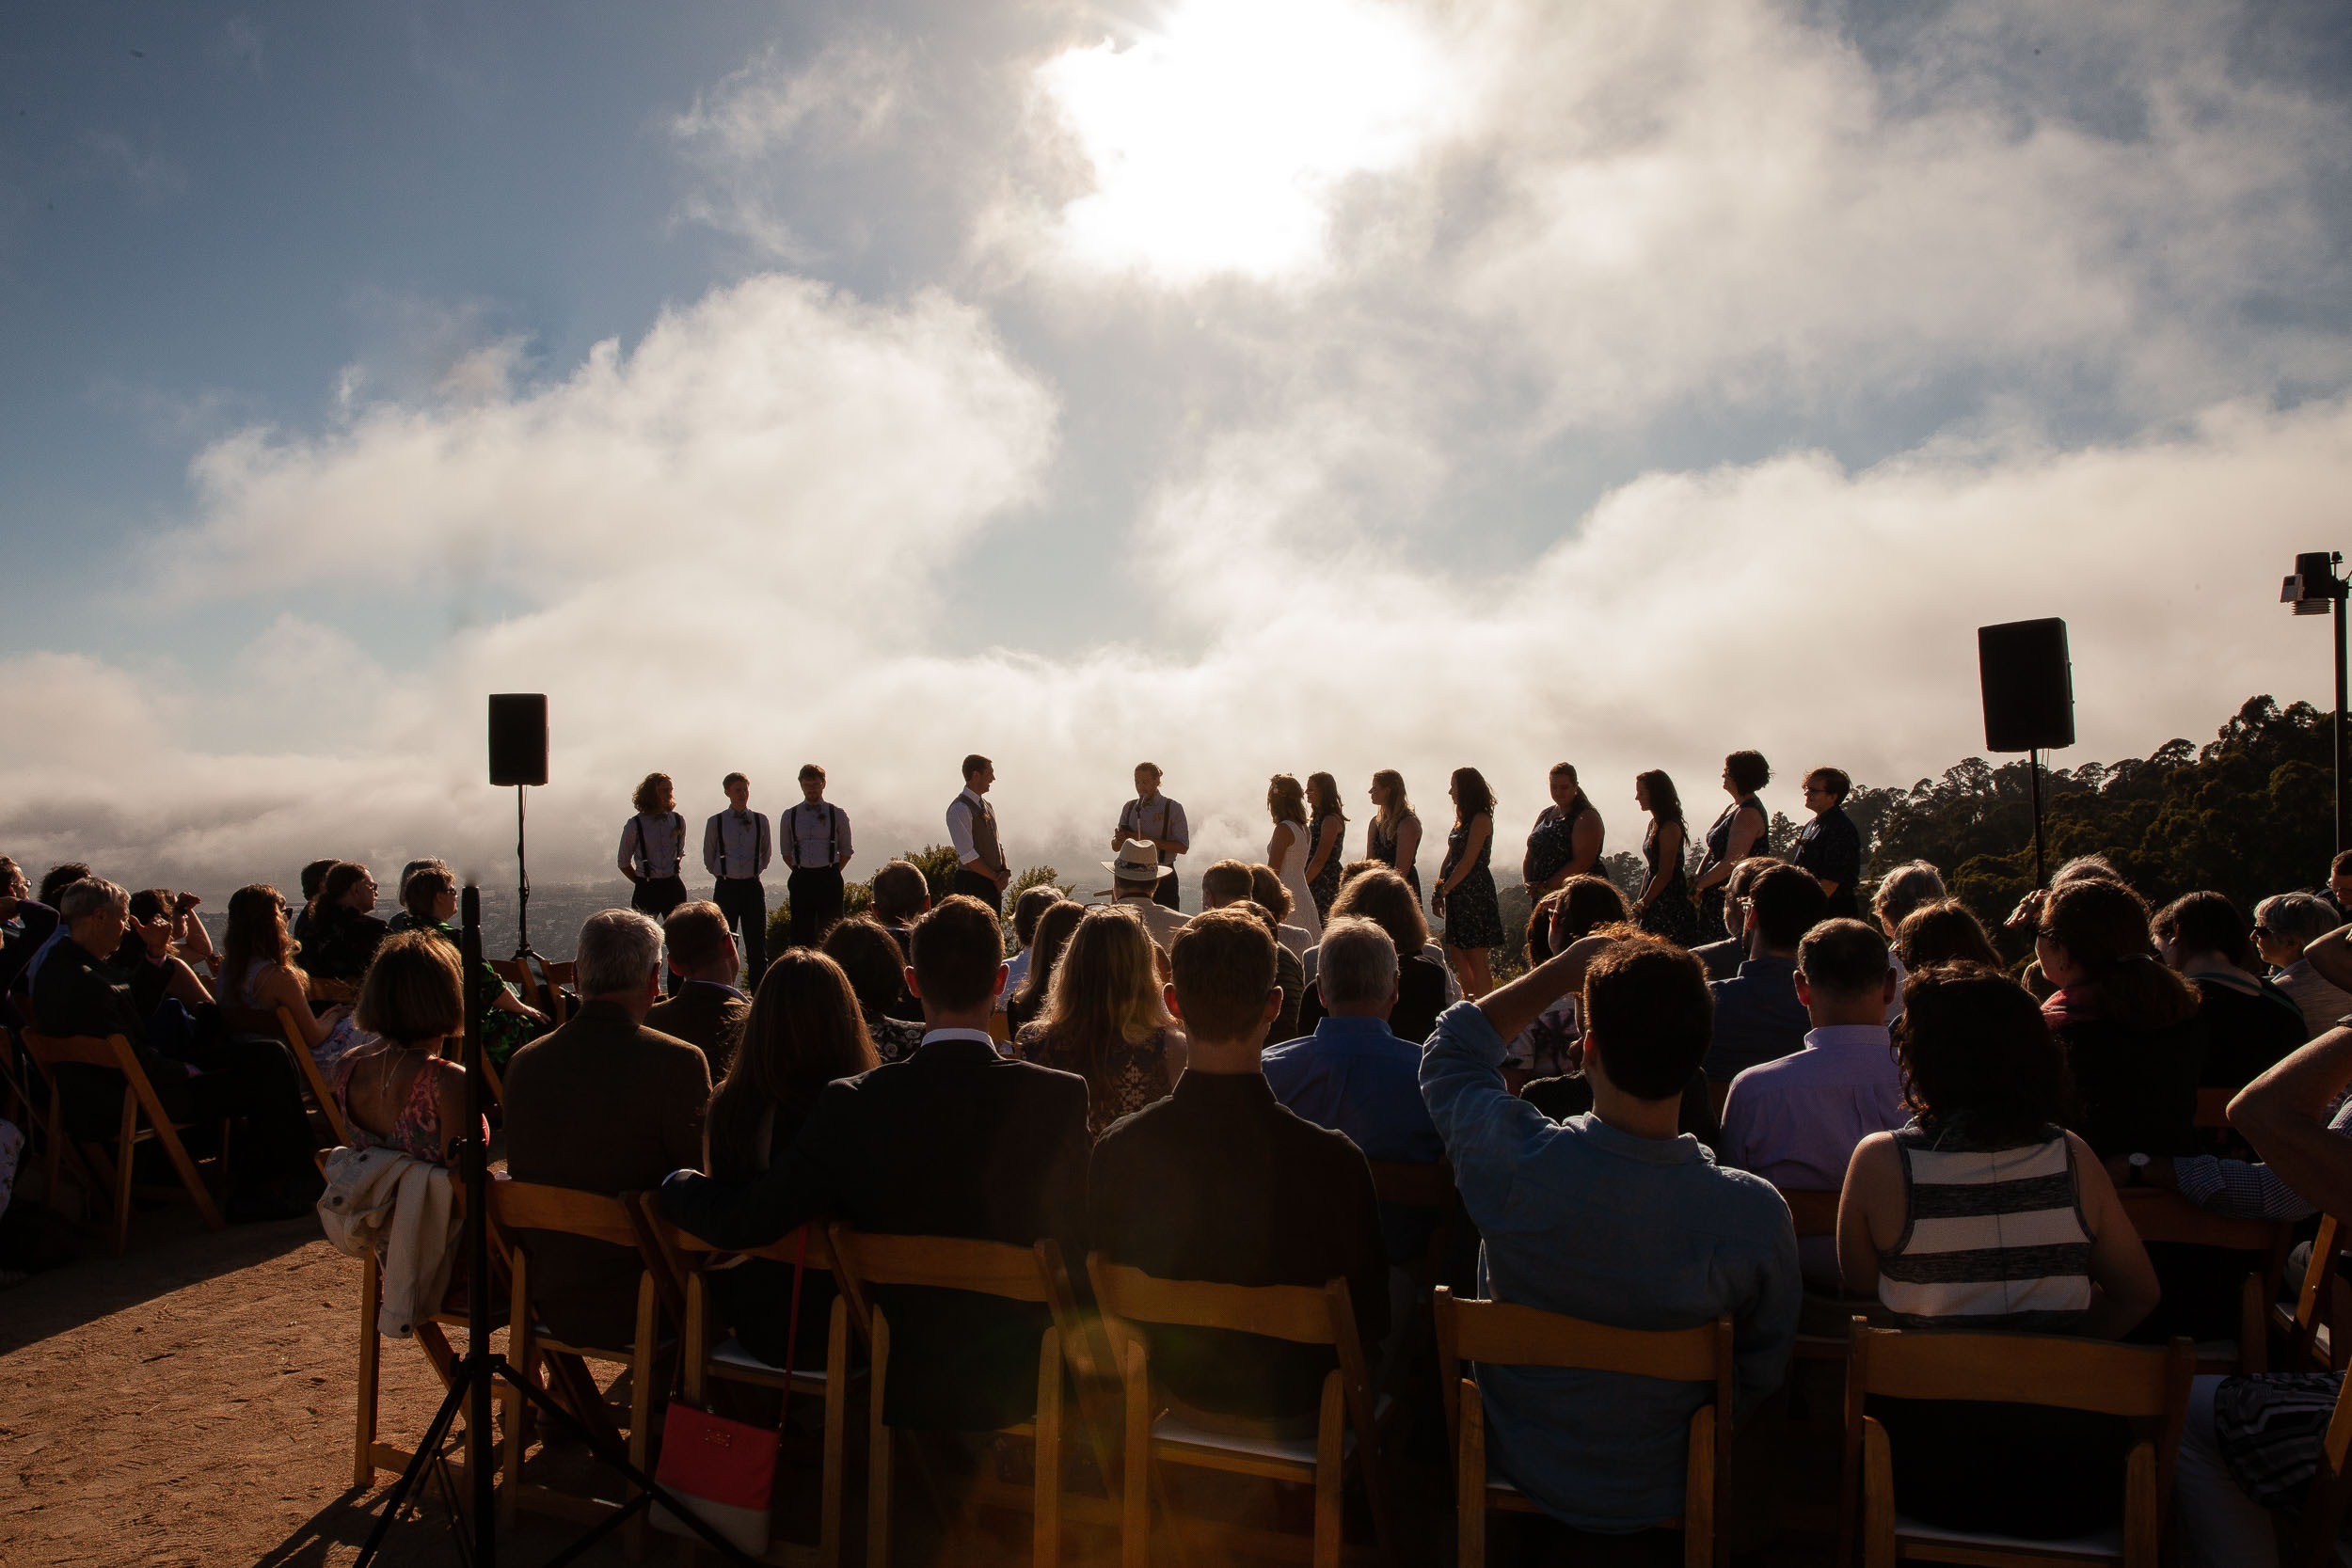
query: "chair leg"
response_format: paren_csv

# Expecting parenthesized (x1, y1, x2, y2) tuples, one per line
(501, 1256, 532, 1527)
(1860, 1419, 1896, 1568)
(356, 1252, 383, 1489)
(1121, 1342, 1150, 1568)
(822, 1298, 849, 1568)
(1458, 1389, 1485, 1568)
(867, 1312, 892, 1568)
(112, 1090, 137, 1255)
(628, 1281, 658, 1561)
(1313, 1372, 1343, 1568)
(1034, 1325, 1062, 1568)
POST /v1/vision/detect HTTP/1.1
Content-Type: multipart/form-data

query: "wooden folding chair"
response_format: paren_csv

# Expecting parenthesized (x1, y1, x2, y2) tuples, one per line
(2272, 1212, 2352, 1372)
(1775, 1186, 1883, 1362)
(1435, 1288, 1730, 1568)
(310, 975, 359, 1006)
(1838, 1324, 2194, 1568)
(19, 1030, 226, 1252)
(2118, 1187, 2290, 1373)
(632, 1206, 860, 1568)
(1087, 1254, 1396, 1568)
(2276, 1358, 2352, 1568)
(351, 1177, 521, 1491)
(494, 1180, 672, 1556)
(217, 1001, 350, 1149)
(2193, 1087, 2233, 1132)
(2, 1027, 107, 1220)
(826, 1225, 1083, 1568)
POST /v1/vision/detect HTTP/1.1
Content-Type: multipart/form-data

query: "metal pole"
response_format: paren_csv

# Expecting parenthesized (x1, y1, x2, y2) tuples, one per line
(2029, 747, 2047, 890)
(2336, 583, 2348, 860)
(461, 885, 496, 1563)
(515, 784, 532, 955)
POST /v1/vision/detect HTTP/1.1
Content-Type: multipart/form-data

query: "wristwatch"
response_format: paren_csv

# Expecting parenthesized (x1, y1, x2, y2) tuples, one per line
(2126, 1152, 2151, 1187)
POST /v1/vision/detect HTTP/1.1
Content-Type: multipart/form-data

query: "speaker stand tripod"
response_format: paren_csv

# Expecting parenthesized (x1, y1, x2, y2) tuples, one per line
(350, 885, 759, 1568)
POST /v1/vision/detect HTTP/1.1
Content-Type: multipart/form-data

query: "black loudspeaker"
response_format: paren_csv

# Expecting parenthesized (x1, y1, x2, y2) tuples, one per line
(487, 694, 548, 786)
(1978, 619, 2074, 752)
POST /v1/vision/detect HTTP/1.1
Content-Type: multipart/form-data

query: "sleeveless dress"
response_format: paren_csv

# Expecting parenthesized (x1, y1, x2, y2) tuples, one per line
(1271, 819, 1324, 940)
(1636, 822, 1700, 946)
(331, 1047, 482, 1165)
(1869, 1117, 2126, 1540)
(237, 959, 369, 1069)
(1521, 796, 1588, 890)
(1694, 796, 1767, 943)
(1438, 817, 1503, 951)
(1305, 816, 1345, 924)
(1366, 813, 1423, 904)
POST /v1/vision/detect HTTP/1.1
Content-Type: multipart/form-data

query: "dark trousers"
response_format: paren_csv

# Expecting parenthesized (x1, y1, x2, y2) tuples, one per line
(631, 875, 690, 992)
(1152, 871, 1181, 911)
(787, 867, 845, 952)
(714, 876, 767, 978)
(952, 868, 1003, 913)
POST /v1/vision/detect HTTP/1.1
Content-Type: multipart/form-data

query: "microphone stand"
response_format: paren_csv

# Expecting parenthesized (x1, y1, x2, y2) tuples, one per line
(351, 884, 760, 1568)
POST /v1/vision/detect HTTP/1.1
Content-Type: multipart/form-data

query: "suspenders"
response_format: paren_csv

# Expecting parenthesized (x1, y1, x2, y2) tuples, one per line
(637, 812, 682, 879)
(714, 812, 768, 878)
(788, 803, 837, 870)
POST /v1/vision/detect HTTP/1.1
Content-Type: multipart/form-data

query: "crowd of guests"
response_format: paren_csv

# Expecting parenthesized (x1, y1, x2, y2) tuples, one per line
(19, 743, 2352, 1562)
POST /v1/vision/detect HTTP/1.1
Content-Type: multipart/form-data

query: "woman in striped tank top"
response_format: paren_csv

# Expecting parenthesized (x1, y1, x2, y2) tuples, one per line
(1837, 963, 2160, 1541)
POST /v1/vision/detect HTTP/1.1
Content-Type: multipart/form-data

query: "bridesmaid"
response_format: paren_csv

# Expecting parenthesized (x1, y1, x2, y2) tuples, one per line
(1266, 774, 1323, 941)
(1630, 769, 1700, 945)
(1303, 771, 1349, 926)
(1365, 769, 1424, 906)
(1690, 751, 1771, 943)
(1432, 768, 1502, 998)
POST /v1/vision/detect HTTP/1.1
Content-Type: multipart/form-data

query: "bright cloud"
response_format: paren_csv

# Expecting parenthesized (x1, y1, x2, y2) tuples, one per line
(1034, 0, 1462, 280)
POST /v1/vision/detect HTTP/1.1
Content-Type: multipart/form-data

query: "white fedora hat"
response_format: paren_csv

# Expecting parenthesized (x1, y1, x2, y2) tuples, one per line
(1102, 838, 1173, 880)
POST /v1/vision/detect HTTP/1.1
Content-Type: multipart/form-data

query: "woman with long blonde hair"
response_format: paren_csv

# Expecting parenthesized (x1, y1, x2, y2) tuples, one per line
(1265, 773, 1322, 940)
(1014, 905, 1184, 1135)
(1365, 769, 1424, 906)
(1303, 771, 1348, 926)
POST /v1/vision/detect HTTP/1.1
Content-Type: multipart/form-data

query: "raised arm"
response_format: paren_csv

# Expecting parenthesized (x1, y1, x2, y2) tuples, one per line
(2230, 1025, 2352, 1218)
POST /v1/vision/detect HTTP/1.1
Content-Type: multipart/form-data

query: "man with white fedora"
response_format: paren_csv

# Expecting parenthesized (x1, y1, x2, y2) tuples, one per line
(1102, 839, 1190, 952)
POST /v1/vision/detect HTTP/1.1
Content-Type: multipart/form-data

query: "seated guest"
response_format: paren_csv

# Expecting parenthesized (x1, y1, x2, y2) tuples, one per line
(2173, 1021, 2352, 1565)
(2253, 892, 2352, 1039)
(1703, 863, 1828, 1084)
(302, 863, 389, 982)
(1791, 767, 1864, 920)
(2037, 878, 2204, 1158)
(36, 862, 93, 908)
(1014, 905, 1183, 1136)
(1101, 839, 1190, 951)
(1295, 867, 1457, 1044)
(1002, 900, 1083, 1039)
(999, 885, 1063, 1004)
(1893, 898, 2001, 970)
(1502, 875, 1627, 1082)
(1688, 855, 1781, 982)
(1871, 859, 1948, 1020)
(396, 866, 548, 1066)
(289, 858, 337, 952)
(1, 859, 59, 1030)
(113, 887, 215, 1020)
(702, 949, 877, 1370)
(1720, 919, 1900, 1290)
(1201, 862, 1306, 1042)
(16, 861, 92, 993)
(1089, 908, 1388, 1431)
(1422, 930, 1799, 1534)
(659, 895, 1089, 1433)
(502, 910, 711, 1348)
(332, 932, 482, 1164)
(383, 859, 451, 934)
(820, 916, 929, 1064)
(646, 900, 752, 1077)
(2153, 891, 2307, 1089)
(34, 878, 320, 1218)
(1263, 916, 1443, 1264)
(218, 884, 361, 1067)
(1838, 963, 2159, 1542)
(867, 860, 932, 1022)
(2321, 848, 2352, 924)
(1246, 863, 1316, 958)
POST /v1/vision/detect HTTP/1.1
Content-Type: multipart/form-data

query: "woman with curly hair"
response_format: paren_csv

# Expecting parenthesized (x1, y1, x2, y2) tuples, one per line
(1691, 751, 1772, 943)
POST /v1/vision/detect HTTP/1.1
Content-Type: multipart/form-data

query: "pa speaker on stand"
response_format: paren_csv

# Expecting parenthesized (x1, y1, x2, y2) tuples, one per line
(1977, 618, 2074, 888)
(487, 694, 549, 981)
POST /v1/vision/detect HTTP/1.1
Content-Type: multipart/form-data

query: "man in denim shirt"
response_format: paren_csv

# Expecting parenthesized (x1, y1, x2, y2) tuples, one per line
(1422, 931, 1799, 1536)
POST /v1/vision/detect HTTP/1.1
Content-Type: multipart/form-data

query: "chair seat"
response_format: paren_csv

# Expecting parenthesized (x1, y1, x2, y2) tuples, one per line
(710, 1336, 828, 1384)
(1152, 1395, 1392, 1465)
(1895, 1511, 2122, 1561)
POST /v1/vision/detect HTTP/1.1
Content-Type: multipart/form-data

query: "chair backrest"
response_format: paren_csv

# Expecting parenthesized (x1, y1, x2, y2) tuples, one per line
(1776, 1186, 1839, 1239)
(2120, 1187, 2288, 1256)
(2292, 1213, 2346, 1368)
(1089, 1258, 1342, 1345)
(1369, 1159, 1456, 1211)
(1848, 1324, 2194, 1418)
(828, 1226, 1054, 1307)
(1433, 1287, 1735, 1449)
(2194, 1086, 2233, 1131)
(489, 1179, 642, 1247)
(19, 1030, 132, 1074)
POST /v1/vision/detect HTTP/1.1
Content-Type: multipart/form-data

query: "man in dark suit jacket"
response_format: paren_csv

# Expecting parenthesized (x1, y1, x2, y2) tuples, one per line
(504, 909, 710, 1348)
(644, 901, 751, 1078)
(660, 895, 1089, 1432)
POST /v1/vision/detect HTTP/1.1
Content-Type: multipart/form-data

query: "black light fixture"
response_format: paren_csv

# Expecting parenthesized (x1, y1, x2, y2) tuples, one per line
(2280, 551, 2351, 854)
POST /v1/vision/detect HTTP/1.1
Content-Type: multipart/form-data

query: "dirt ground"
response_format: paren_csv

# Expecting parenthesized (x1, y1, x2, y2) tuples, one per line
(0, 1206, 1840, 1568)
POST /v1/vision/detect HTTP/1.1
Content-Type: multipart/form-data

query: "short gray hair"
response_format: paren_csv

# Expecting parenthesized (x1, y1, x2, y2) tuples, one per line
(1316, 917, 1399, 1011)
(58, 877, 129, 923)
(575, 908, 663, 996)
(2257, 893, 2341, 952)
(1873, 861, 1947, 931)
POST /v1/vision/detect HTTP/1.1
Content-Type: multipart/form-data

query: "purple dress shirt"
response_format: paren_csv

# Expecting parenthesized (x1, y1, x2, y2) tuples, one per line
(1720, 1024, 1904, 1287)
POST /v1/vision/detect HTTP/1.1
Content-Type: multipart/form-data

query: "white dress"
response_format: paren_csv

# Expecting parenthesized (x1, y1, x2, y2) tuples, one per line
(1270, 820, 1324, 941)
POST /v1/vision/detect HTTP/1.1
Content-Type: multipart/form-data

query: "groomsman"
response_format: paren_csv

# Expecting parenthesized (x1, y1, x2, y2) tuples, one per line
(1113, 762, 1190, 911)
(703, 772, 772, 980)
(783, 764, 855, 951)
(946, 753, 1011, 913)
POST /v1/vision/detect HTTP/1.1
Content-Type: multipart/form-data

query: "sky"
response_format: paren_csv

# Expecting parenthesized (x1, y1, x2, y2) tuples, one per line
(5, 0, 2352, 898)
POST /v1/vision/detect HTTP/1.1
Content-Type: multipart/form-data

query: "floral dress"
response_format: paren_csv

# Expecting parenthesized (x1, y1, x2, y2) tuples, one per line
(1306, 815, 1346, 925)
(1438, 817, 1503, 951)
(1636, 821, 1700, 946)
(1014, 1022, 1178, 1137)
